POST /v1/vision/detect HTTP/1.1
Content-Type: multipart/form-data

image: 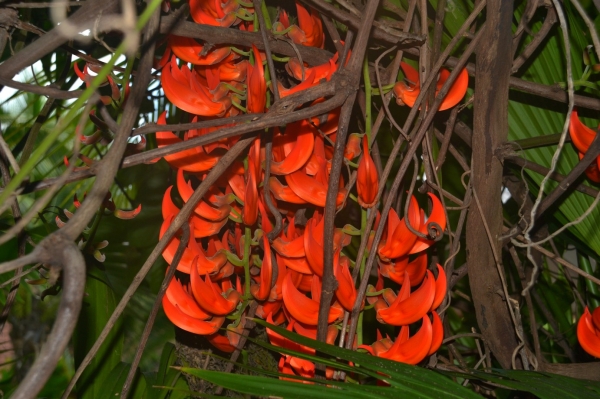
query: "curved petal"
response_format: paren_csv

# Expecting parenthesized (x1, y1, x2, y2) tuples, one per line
(162, 294, 224, 335)
(159, 217, 198, 274)
(280, 256, 312, 274)
(578, 307, 600, 358)
(243, 139, 260, 225)
(437, 67, 469, 111)
(251, 236, 273, 301)
(593, 307, 600, 331)
(304, 217, 324, 276)
(285, 162, 345, 208)
(296, 2, 324, 48)
(273, 234, 305, 258)
(282, 273, 342, 325)
(166, 276, 211, 320)
(378, 316, 432, 365)
(411, 192, 447, 254)
(168, 35, 230, 65)
(428, 311, 444, 355)
(334, 253, 358, 312)
(278, 70, 317, 97)
(256, 301, 283, 320)
(379, 196, 421, 259)
(377, 270, 436, 326)
(190, 262, 239, 315)
(162, 186, 227, 238)
(247, 45, 266, 113)
(162, 56, 227, 116)
(570, 108, 597, 154)
(156, 112, 221, 172)
(430, 264, 447, 311)
(357, 135, 379, 208)
(207, 332, 236, 353)
(176, 169, 231, 221)
(269, 177, 308, 204)
(271, 121, 315, 175)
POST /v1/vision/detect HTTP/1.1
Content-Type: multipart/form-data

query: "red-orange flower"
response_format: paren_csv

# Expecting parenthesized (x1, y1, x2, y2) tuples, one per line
(161, 56, 230, 117)
(393, 62, 468, 111)
(246, 45, 266, 114)
(357, 135, 379, 208)
(569, 109, 600, 183)
(578, 307, 600, 358)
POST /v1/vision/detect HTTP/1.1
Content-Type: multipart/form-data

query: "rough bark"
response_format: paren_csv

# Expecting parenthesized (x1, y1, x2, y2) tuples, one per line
(466, 0, 520, 369)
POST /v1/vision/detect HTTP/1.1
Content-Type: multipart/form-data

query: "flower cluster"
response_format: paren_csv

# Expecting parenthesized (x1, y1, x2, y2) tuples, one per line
(155, 0, 463, 380)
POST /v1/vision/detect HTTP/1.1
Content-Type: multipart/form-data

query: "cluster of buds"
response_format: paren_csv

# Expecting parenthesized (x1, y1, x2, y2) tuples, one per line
(155, 0, 465, 380)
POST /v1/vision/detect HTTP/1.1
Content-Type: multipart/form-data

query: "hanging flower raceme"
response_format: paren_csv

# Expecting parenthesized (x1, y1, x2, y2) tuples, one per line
(152, 0, 452, 374)
(393, 62, 469, 111)
(578, 307, 600, 358)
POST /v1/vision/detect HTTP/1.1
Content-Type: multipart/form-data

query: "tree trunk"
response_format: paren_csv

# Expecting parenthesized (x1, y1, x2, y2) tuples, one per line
(466, 0, 520, 369)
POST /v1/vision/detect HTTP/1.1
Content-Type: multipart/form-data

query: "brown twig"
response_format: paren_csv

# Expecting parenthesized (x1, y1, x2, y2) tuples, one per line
(318, 0, 380, 344)
(512, 6, 556, 74)
(10, 233, 86, 399)
(213, 301, 258, 396)
(253, 0, 282, 240)
(0, 0, 120, 79)
(160, 16, 334, 66)
(534, 131, 600, 219)
(302, 0, 426, 47)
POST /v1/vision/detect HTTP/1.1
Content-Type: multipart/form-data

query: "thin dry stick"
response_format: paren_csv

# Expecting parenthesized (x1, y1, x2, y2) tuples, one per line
(512, 6, 556, 74)
(522, 0, 574, 294)
(570, 0, 600, 62)
(0, 133, 20, 173)
(435, 107, 460, 170)
(505, 155, 600, 199)
(318, 0, 379, 343)
(513, 191, 600, 249)
(372, 0, 417, 141)
(509, 246, 542, 366)
(510, 229, 600, 286)
(253, 0, 283, 240)
(120, 224, 190, 398)
(213, 301, 258, 395)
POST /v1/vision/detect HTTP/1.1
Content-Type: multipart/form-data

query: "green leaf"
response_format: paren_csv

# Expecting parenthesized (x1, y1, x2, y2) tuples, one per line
(145, 343, 189, 399)
(96, 362, 147, 399)
(251, 319, 481, 398)
(181, 368, 388, 399)
(73, 267, 124, 399)
(448, 369, 600, 399)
